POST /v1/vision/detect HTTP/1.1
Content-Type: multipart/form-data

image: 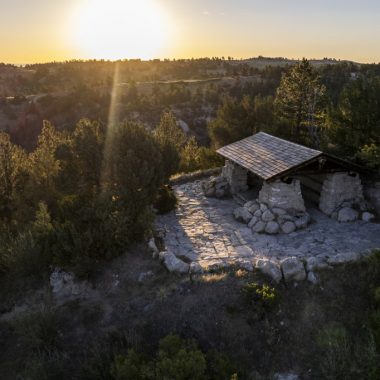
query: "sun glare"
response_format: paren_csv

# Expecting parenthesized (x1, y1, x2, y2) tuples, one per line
(70, 0, 169, 60)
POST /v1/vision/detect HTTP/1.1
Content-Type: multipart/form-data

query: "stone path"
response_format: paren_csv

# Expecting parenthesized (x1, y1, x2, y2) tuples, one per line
(156, 180, 380, 276)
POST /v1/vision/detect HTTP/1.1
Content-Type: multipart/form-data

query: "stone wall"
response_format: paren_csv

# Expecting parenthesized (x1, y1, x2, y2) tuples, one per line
(364, 182, 380, 216)
(258, 179, 306, 212)
(319, 172, 364, 216)
(221, 160, 248, 194)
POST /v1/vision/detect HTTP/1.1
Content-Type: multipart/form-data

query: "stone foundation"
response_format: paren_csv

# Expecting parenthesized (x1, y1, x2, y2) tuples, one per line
(258, 179, 306, 212)
(221, 160, 248, 194)
(319, 172, 364, 216)
(202, 176, 230, 198)
(234, 199, 311, 235)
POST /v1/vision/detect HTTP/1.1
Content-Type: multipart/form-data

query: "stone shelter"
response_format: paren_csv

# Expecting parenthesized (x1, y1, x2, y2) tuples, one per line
(214, 132, 370, 225)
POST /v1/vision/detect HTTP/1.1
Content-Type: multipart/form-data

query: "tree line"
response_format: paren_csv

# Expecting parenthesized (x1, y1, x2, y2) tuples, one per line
(208, 59, 380, 171)
(0, 112, 221, 277)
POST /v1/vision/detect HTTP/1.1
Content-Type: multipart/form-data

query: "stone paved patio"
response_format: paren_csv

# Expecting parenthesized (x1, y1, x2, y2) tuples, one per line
(156, 180, 380, 275)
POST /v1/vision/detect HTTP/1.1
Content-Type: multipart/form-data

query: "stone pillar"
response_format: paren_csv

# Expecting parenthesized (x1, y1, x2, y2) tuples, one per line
(221, 160, 248, 194)
(319, 172, 364, 216)
(258, 179, 306, 212)
(364, 182, 380, 215)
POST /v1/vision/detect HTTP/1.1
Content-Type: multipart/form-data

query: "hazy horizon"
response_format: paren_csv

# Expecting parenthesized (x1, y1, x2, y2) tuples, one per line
(1, 0, 380, 64)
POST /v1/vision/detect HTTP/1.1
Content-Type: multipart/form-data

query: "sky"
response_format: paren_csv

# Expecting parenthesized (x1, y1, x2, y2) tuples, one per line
(1, 0, 380, 64)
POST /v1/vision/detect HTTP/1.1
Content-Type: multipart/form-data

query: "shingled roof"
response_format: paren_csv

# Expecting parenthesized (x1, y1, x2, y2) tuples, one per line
(217, 132, 324, 181)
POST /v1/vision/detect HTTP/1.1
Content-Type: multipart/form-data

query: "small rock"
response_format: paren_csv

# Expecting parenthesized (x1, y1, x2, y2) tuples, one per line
(247, 203, 260, 214)
(274, 373, 299, 380)
(189, 262, 203, 274)
(337, 207, 359, 223)
(162, 251, 190, 274)
(307, 271, 319, 284)
(233, 207, 252, 224)
(260, 203, 268, 212)
(148, 238, 159, 258)
(272, 207, 287, 216)
(281, 257, 306, 282)
(294, 213, 310, 229)
(262, 210, 275, 222)
(362, 212, 375, 222)
(244, 200, 256, 209)
(265, 221, 280, 234)
(254, 209, 262, 218)
(248, 216, 258, 228)
(236, 258, 254, 271)
(252, 221, 266, 233)
(278, 214, 294, 225)
(138, 271, 154, 284)
(306, 256, 328, 271)
(256, 259, 282, 283)
(205, 188, 215, 197)
(281, 221, 296, 234)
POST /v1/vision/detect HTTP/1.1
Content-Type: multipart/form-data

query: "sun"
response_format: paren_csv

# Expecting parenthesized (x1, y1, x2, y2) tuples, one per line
(69, 0, 169, 60)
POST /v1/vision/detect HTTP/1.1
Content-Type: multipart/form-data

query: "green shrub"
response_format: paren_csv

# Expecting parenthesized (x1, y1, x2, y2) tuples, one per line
(21, 351, 67, 380)
(206, 350, 238, 380)
(374, 287, 380, 307)
(316, 323, 380, 380)
(0, 202, 55, 278)
(357, 144, 380, 170)
(370, 310, 380, 350)
(111, 350, 153, 380)
(13, 304, 62, 353)
(154, 185, 177, 214)
(242, 282, 278, 319)
(155, 334, 207, 380)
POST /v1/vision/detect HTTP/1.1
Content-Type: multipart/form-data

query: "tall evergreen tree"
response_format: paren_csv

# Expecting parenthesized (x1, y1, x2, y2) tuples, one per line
(275, 58, 326, 147)
(154, 111, 186, 180)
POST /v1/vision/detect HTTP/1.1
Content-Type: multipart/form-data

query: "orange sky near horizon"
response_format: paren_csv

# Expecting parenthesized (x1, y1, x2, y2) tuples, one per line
(1, 0, 380, 64)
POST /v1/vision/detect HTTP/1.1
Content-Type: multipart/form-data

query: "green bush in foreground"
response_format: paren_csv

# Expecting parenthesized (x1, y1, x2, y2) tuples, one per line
(317, 323, 379, 380)
(242, 282, 278, 320)
(108, 334, 238, 380)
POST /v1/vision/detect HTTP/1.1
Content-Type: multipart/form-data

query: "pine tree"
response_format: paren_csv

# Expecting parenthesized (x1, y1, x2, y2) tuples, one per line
(275, 58, 326, 147)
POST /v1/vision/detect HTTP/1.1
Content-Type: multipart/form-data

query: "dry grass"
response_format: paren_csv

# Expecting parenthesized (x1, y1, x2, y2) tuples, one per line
(199, 273, 228, 283)
(234, 269, 248, 278)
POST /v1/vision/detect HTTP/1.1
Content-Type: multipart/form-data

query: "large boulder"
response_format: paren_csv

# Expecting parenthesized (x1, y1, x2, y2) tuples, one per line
(233, 207, 252, 224)
(281, 257, 306, 282)
(162, 251, 190, 274)
(265, 221, 280, 234)
(337, 207, 359, 222)
(256, 259, 282, 283)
